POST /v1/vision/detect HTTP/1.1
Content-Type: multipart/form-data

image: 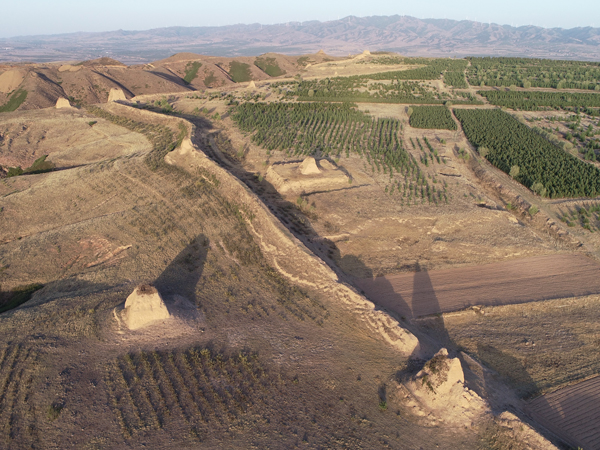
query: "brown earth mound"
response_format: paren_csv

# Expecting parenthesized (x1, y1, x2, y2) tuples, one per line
(122, 284, 171, 330)
(355, 254, 600, 318)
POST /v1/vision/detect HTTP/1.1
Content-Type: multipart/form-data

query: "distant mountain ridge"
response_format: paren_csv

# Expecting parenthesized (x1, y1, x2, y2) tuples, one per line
(1, 15, 599, 64)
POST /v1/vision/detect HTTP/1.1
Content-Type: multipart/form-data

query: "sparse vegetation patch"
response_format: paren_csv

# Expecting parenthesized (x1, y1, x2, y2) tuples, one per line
(105, 347, 275, 439)
(228, 61, 252, 83)
(254, 57, 285, 77)
(0, 89, 28, 113)
(183, 61, 202, 84)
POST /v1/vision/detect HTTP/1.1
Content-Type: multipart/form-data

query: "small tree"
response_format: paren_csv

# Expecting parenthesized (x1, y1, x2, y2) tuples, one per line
(407, 106, 413, 117)
(479, 146, 489, 158)
(531, 182, 547, 197)
(509, 165, 520, 178)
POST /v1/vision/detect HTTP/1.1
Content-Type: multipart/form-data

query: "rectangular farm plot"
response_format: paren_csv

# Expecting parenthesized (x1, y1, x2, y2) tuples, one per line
(408, 106, 457, 130)
(454, 108, 600, 198)
(355, 254, 600, 318)
(526, 375, 600, 449)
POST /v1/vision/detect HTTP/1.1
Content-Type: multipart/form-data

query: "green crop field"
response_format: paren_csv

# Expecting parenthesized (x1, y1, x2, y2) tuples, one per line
(229, 62, 252, 83)
(0, 89, 28, 113)
(183, 61, 202, 84)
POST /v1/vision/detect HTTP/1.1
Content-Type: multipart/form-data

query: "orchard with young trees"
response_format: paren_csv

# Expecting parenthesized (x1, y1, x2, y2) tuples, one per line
(231, 102, 448, 205)
(466, 57, 600, 90)
(479, 91, 600, 110)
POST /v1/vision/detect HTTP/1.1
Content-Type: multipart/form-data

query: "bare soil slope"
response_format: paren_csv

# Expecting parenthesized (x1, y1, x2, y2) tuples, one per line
(0, 103, 484, 449)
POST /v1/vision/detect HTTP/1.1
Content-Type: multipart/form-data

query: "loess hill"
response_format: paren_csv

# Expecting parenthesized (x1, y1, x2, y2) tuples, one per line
(2, 51, 600, 449)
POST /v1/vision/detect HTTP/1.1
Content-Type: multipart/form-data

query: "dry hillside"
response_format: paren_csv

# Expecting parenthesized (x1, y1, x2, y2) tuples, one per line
(2, 51, 599, 449)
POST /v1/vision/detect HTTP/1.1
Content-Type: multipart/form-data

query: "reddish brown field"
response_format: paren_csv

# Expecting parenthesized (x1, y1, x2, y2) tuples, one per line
(526, 375, 600, 449)
(355, 255, 600, 318)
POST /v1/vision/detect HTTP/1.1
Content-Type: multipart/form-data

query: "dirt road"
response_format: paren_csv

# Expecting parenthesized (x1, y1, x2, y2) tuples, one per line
(355, 254, 600, 318)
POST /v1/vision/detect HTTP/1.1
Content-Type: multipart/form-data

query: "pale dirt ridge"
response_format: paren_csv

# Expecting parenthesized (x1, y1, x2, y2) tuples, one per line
(495, 412, 559, 450)
(58, 64, 82, 73)
(266, 157, 350, 195)
(163, 132, 421, 358)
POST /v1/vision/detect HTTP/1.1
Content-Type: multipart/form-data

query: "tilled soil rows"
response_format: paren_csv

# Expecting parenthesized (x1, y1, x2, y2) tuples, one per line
(355, 254, 600, 318)
(526, 375, 600, 449)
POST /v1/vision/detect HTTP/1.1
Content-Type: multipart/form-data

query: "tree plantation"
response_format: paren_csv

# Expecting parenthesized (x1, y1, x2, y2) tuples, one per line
(409, 106, 457, 130)
(479, 90, 600, 110)
(231, 102, 448, 205)
(466, 57, 600, 90)
(454, 108, 600, 198)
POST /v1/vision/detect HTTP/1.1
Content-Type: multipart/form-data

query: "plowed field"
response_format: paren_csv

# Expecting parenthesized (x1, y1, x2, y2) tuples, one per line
(355, 255, 600, 318)
(526, 375, 600, 449)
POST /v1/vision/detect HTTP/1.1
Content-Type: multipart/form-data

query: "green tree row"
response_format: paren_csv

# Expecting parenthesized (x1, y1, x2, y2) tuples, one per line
(454, 108, 600, 198)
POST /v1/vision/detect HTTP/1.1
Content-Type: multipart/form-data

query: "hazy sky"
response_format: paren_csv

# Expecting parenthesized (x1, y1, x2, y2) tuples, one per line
(1, 0, 599, 38)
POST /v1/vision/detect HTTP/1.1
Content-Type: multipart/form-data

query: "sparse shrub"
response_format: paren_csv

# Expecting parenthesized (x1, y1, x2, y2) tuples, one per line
(24, 155, 55, 174)
(529, 206, 539, 216)
(47, 403, 63, 421)
(531, 181, 547, 197)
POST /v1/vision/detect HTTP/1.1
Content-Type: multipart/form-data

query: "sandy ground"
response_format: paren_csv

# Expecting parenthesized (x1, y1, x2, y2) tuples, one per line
(526, 375, 600, 449)
(355, 254, 600, 318)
